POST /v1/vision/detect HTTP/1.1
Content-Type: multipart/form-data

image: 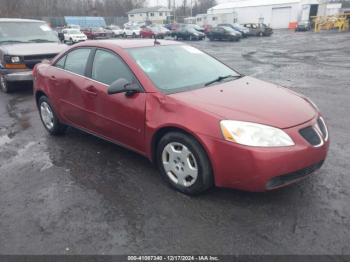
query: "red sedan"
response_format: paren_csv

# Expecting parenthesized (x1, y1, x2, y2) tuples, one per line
(140, 25, 170, 39)
(33, 40, 329, 194)
(81, 27, 107, 39)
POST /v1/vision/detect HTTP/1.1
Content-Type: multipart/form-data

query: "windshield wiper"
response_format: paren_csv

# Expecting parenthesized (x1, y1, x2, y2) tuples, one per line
(0, 40, 29, 45)
(28, 39, 57, 43)
(205, 75, 241, 86)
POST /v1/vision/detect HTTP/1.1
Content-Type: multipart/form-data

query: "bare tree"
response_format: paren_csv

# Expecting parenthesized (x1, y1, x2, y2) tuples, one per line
(0, 0, 146, 18)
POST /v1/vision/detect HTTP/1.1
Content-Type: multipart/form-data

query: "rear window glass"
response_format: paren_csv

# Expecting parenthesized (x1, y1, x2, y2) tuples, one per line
(64, 48, 91, 76)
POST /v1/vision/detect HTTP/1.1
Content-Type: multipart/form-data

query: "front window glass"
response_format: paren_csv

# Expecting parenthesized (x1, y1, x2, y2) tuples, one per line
(55, 55, 66, 69)
(128, 45, 240, 93)
(0, 22, 59, 44)
(92, 50, 135, 85)
(64, 48, 91, 76)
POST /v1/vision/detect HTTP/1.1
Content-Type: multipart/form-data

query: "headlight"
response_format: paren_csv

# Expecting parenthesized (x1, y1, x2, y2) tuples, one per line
(3, 55, 26, 69)
(11, 56, 21, 63)
(220, 120, 295, 147)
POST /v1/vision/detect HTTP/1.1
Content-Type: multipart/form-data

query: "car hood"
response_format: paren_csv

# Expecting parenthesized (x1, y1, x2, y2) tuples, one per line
(169, 76, 316, 129)
(1, 42, 67, 56)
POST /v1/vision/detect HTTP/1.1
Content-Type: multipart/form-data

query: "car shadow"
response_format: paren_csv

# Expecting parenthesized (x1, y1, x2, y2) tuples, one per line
(44, 125, 309, 208)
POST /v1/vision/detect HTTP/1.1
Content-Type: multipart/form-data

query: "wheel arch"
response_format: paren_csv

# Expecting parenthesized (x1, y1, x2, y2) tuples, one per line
(35, 90, 48, 108)
(150, 126, 213, 169)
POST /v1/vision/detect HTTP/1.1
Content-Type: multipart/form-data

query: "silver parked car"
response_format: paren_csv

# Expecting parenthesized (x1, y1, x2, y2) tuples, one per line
(0, 18, 67, 93)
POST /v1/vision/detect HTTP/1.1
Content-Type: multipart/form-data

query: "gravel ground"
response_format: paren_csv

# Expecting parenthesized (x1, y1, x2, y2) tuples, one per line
(0, 30, 349, 255)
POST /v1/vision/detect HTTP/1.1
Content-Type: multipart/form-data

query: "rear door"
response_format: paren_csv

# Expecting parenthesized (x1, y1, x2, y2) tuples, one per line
(48, 48, 94, 129)
(250, 24, 258, 35)
(83, 48, 147, 153)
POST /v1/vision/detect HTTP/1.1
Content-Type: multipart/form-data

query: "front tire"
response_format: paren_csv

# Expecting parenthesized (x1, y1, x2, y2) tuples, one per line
(157, 132, 213, 195)
(38, 96, 66, 135)
(0, 75, 12, 93)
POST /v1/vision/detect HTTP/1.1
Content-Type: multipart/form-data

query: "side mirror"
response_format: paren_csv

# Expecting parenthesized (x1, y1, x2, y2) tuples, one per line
(107, 78, 140, 96)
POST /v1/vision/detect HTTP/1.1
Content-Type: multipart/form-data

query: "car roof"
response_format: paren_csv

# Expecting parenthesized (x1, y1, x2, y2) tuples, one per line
(0, 18, 44, 23)
(76, 39, 181, 49)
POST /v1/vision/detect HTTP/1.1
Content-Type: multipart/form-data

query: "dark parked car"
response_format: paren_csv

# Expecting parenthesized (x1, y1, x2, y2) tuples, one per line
(207, 26, 241, 41)
(171, 24, 205, 41)
(295, 21, 311, 32)
(82, 27, 108, 39)
(218, 23, 250, 37)
(33, 40, 329, 195)
(0, 18, 66, 93)
(243, 23, 273, 36)
(103, 27, 115, 38)
(186, 24, 205, 33)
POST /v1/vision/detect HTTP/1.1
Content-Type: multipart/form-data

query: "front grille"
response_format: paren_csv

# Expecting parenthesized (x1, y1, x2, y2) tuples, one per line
(24, 53, 57, 69)
(266, 160, 324, 190)
(317, 117, 328, 140)
(299, 126, 321, 146)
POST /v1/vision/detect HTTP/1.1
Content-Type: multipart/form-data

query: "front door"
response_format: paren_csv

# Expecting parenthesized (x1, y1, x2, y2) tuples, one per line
(83, 49, 147, 153)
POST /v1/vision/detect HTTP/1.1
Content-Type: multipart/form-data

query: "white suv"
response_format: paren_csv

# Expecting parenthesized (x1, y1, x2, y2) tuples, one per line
(123, 26, 141, 38)
(62, 28, 87, 43)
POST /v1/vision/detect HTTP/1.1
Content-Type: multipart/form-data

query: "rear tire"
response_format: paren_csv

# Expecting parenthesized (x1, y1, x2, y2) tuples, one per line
(38, 96, 66, 136)
(0, 75, 13, 93)
(157, 132, 213, 195)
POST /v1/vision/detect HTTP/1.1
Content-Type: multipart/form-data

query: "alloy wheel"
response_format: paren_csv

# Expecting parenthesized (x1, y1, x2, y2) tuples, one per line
(40, 101, 54, 130)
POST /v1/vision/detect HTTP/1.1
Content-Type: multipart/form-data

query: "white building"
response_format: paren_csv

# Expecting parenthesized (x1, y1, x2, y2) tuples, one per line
(196, 0, 343, 29)
(127, 6, 171, 24)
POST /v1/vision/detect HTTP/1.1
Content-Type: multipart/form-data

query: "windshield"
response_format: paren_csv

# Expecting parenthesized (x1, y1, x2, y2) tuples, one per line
(233, 23, 244, 29)
(128, 45, 240, 93)
(93, 28, 104, 32)
(0, 22, 59, 44)
(222, 26, 235, 32)
(69, 25, 80, 29)
(193, 25, 203, 31)
(67, 29, 81, 35)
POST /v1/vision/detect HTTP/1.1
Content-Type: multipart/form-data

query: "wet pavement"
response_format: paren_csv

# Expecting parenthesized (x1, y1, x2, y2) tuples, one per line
(0, 30, 349, 255)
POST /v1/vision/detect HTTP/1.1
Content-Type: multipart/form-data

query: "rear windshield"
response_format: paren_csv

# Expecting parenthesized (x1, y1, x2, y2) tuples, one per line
(0, 22, 59, 44)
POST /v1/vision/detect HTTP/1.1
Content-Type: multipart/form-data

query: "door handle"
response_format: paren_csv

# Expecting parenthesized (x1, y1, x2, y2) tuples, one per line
(84, 86, 98, 96)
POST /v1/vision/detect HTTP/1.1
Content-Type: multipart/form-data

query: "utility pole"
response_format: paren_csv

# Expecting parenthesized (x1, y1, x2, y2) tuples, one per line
(190, 0, 193, 17)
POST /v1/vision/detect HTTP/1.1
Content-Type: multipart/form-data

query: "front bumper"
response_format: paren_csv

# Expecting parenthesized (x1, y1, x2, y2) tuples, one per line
(72, 38, 87, 42)
(199, 115, 329, 192)
(0, 69, 33, 82)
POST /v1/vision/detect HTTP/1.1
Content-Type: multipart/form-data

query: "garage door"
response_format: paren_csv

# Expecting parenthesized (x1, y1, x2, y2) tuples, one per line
(271, 7, 292, 29)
